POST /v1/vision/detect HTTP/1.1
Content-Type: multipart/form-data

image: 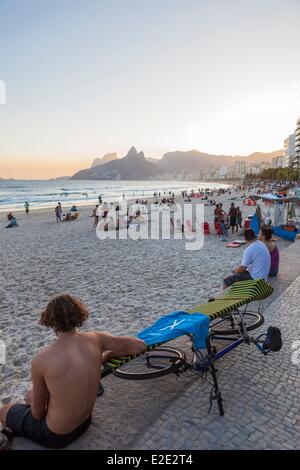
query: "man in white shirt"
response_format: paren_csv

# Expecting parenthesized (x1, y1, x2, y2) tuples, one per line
(223, 228, 271, 288)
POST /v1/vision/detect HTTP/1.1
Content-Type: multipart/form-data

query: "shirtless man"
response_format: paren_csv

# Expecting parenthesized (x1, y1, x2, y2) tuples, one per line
(0, 294, 146, 449)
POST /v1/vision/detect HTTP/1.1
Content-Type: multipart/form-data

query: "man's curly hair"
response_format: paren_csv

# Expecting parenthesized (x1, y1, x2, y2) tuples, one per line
(40, 294, 90, 333)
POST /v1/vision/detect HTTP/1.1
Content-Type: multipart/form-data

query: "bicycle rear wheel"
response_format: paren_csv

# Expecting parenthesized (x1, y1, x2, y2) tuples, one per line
(113, 346, 186, 380)
(210, 311, 264, 336)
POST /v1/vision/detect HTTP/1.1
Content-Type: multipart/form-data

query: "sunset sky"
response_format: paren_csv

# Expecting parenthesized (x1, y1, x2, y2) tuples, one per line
(0, 0, 300, 179)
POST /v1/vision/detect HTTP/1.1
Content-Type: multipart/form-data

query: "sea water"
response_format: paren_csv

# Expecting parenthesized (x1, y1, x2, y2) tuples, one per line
(0, 179, 230, 212)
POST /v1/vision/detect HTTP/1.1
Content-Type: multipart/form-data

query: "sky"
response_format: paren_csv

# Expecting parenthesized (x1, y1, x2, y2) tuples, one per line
(0, 0, 300, 179)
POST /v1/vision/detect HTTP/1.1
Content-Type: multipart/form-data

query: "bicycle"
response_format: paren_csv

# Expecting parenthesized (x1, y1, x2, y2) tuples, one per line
(102, 307, 281, 416)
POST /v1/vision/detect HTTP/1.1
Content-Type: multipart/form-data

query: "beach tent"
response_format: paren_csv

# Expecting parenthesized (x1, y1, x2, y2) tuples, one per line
(248, 201, 300, 240)
(249, 194, 300, 226)
(249, 193, 300, 204)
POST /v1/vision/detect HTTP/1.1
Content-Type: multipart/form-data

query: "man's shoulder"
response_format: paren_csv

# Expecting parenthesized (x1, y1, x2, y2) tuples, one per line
(81, 331, 98, 339)
(255, 240, 269, 251)
(246, 240, 260, 250)
(32, 345, 55, 369)
(80, 331, 104, 345)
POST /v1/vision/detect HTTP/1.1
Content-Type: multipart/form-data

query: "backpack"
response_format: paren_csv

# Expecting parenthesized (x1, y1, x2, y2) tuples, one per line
(263, 326, 282, 352)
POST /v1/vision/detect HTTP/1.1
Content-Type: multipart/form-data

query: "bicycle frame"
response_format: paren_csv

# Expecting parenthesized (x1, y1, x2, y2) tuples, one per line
(190, 306, 270, 369)
(182, 308, 271, 415)
(101, 306, 273, 416)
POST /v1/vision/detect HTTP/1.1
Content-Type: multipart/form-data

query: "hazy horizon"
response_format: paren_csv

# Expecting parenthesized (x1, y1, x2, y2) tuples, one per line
(1, 0, 300, 179)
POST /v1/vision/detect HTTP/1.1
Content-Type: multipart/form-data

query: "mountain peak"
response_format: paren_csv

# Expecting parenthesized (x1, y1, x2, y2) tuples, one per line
(71, 146, 160, 180)
(91, 153, 117, 168)
(137, 151, 145, 160)
(125, 147, 146, 161)
(126, 146, 138, 158)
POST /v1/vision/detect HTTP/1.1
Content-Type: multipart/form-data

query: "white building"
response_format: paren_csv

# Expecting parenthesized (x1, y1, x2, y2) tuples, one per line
(247, 163, 261, 175)
(219, 166, 228, 178)
(272, 156, 283, 169)
(282, 134, 295, 168)
(293, 117, 300, 169)
(234, 160, 246, 177)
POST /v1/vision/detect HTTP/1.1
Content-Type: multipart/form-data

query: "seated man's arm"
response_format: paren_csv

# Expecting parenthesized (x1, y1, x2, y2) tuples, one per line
(234, 265, 247, 274)
(234, 246, 252, 274)
(98, 333, 146, 362)
(30, 356, 49, 420)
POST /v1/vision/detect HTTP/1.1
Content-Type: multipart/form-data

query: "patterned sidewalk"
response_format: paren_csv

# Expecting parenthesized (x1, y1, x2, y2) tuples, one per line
(132, 273, 300, 450)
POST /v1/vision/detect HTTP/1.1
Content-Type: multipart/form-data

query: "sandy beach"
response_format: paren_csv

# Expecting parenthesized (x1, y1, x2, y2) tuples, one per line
(0, 191, 291, 407)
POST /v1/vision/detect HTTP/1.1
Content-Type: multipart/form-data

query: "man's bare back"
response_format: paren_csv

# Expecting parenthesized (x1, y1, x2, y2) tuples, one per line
(38, 331, 102, 434)
(0, 294, 146, 448)
(38, 331, 145, 434)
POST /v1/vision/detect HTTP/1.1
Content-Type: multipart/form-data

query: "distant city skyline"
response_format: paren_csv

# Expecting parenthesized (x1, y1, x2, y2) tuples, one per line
(0, 0, 300, 179)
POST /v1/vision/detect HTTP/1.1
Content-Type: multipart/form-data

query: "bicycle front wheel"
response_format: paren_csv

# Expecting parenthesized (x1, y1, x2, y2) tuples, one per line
(113, 346, 186, 380)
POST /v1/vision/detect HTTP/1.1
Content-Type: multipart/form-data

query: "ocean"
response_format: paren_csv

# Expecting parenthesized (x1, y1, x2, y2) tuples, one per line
(0, 179, 231, 212)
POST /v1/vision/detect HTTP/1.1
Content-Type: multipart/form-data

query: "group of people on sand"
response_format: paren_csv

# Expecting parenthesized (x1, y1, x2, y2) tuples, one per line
(5, 212, 18, 228)
(4, 202, 30, 229)
(55, 202, 80, 222)
(92, 201, 145, 231)
(92, 202, 110, 228)
(214, 202, 243, 236)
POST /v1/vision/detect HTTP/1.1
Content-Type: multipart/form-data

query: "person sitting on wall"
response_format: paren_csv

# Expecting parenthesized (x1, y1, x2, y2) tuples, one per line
(223, 228, 271, 288)
(259, 226, 279, 277)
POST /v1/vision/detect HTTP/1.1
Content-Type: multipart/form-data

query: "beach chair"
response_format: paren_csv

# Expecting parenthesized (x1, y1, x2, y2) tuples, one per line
(102, 279, 278, 415)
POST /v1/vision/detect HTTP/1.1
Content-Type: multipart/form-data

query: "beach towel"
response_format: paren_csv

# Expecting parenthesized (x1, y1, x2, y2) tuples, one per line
(226, 242, 242, 248)
(137, 310, 210, 350)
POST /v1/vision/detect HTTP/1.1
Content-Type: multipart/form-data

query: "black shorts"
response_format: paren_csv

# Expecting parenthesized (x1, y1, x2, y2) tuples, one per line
(223, 271, 253, 287)
(229, 216, 236, 227)
(6, 404, 91, 449)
